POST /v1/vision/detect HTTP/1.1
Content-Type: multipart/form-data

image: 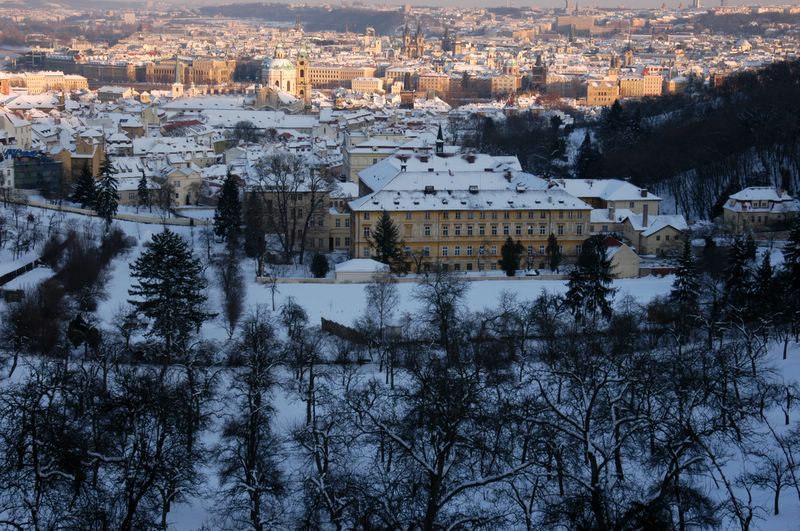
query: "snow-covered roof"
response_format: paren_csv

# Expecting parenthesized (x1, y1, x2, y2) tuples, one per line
(358, 153, 524, 193)
(556, 178, 660, 202)
(623, 212, 688, 237)
(335, 259, 390, 273)
(350, 187, 591, 213)
(729, 186, 793, 202)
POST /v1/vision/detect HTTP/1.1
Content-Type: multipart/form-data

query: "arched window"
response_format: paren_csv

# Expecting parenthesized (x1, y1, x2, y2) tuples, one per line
(300, 69, 304, 78)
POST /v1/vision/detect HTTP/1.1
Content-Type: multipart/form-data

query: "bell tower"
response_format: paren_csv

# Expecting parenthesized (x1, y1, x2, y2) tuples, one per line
(296, 43, 312, 109)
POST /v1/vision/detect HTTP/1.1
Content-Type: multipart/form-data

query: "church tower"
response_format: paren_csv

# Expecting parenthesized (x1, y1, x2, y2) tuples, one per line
(296, 43, 312, 109)
(171, 55, 184, 98)
(413, 22, 424, 59)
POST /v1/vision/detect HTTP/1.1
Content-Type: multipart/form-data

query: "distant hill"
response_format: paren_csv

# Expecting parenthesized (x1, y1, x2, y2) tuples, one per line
(199, 3, 405, 35)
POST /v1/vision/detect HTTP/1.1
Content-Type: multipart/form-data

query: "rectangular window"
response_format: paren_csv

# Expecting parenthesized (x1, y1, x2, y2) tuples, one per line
(479, 211, 486, 219)
(557, 224, 564, 236)
(404, 246, 411, 256)
(492, 212, 498, 219)
(363, 248, 370, 257)
(515, 225, 522, 236)
(528, 211, 535, 219)
(454, 246, 461, 256)
(491, 245, 497, 256)
(424, 211, 431, 220)
(540, 211, 546, 219)
(363, 226, 370, 238)
(345, 237, 350, 246)
(424, 225, 432, 236)
(559, 211, 564, 219)
(364, 212, 370, 220)
(335, 218, 341, 228)
(455, 211, 462, 219)
(335, 237, 341, 246)
(479, 245, 485, 255)
(441, 225, 449, 236)
(455, 225, 462, 236)
(539, 244, 545, 255)
(527, 225, 534, 235)
(491, 225, 498, 236)
(466, 263, 473, 271)
(576, 224, 583, 235)
(539, 225, 546, 236)
(345, 219, 350, 227)
(423, 246, 430, 257)
(576, 245, 582, 255)
(467, 225, 473, 236)
(629, 201, 634, 208)
(504, 212, 510, 219)
(466, 246, 473, 256)
(503, 225, 510, 236)
(467, 211, 474, 219)
(479, 225, 485, 236)
(405, 212, 412, 220)
(443, 211, 449, 219)
(442, 246, 448, 256)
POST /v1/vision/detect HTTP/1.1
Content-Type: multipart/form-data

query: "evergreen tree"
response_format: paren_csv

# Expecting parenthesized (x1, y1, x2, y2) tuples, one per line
(670, 238, 700, 315)
(214, 170, 242, 243)
(546, 233, 562, 272)
(368, 211, 406, 272)
(745, 233, 757, 261)
(574, 131, 600, 179)
(137, 170, 151, 212)
(128, 229, 211, 354)
(499, 237, 524, 276)
(243, 193, 267, 275)
(783, 216, 800, 291)
(753, 250, 774, 316)
(94, 157, 119, 228)
(724, 236, 752, 311)
(310, 253, 329, 278)
(565, 235, 616, 323)
(71, 165, 96, 209)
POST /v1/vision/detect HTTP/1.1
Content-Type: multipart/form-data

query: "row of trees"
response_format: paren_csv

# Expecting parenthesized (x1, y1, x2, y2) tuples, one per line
(71, 157, 119, 228)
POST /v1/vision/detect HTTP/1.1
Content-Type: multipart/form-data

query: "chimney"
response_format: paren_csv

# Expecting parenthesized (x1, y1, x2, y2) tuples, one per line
(609, 205, 615, 221)
(640, 188, 647, 198)
(642, 203, 649, 228)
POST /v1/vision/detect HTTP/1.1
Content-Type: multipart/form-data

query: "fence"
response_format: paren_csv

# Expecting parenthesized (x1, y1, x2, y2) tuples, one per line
(0, 232, 73, 287)
(9, 197, 211, 226)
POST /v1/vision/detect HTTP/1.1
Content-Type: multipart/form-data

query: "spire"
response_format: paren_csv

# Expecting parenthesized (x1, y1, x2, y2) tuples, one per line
(174, 55, 181, 85)
(435, 124, 444, 154)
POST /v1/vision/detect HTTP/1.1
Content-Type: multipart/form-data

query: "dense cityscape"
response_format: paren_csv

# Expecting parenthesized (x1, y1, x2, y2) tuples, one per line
(1, 1, 800, 529)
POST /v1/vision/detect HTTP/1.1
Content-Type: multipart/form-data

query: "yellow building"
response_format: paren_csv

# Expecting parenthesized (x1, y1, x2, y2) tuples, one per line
(586, 79, 620, 106)
(722, 186, 800, 232)
(351, 77, 384, 94)
(310, 66, 376, 89)
(350, 152, 592, 272)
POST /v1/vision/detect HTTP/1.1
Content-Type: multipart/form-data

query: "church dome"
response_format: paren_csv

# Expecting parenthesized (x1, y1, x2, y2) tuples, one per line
(262, 56, 296, 71)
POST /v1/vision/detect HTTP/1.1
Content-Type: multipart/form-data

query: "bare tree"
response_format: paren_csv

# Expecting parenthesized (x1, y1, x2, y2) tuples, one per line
(215, 249, 246, 339)
(252, 152, 333, 264)
(215, 308, 285, 530)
